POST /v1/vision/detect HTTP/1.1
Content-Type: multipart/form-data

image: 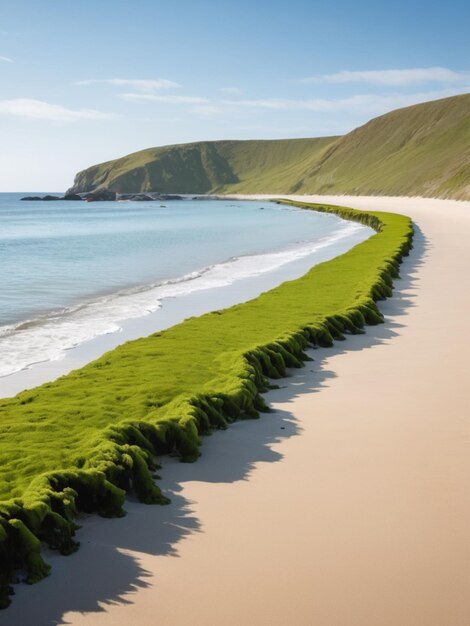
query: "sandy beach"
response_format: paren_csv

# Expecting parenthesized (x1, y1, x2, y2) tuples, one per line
(5, 195, 470, 626)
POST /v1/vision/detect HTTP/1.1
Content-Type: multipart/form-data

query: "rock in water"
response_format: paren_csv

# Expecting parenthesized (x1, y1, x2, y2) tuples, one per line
(84, 189, 117, 202)
(117, 193, 155, 201)
(63, 194, 83, 201)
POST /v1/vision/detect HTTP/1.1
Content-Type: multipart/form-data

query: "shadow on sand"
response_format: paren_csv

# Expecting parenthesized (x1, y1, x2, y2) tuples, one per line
(4, 226, 427, 626)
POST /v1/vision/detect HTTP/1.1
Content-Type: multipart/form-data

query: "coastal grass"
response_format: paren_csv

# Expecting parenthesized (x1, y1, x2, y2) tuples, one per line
(0, 201, 413, 608)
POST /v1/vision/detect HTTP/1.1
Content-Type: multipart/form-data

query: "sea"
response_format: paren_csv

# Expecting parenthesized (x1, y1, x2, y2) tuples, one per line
(0, 194, 374, 379)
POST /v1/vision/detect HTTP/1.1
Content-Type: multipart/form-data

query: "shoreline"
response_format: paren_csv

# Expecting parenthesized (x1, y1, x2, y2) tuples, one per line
(3, 195, 470, 625)
(0, 199, 411, 612)
(0, 204, 371, 398)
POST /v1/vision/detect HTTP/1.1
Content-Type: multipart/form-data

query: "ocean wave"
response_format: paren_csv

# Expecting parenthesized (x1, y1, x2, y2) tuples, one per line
(0, 221, 366, 378)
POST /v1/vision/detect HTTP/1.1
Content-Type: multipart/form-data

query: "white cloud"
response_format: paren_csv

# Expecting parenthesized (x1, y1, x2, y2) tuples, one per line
(75, 78, 181, 92)
(221, 96, 359, 111)
(120, 93, 209, 104)
(301, 67, 470, 86)
(120, 85, 470, 120)
(192, 104, 225, 117)
(0, 98, 116, 122)
(220, 87, 470, 115)
(0, 56, 13, 63)
(219, 87, 242, 95)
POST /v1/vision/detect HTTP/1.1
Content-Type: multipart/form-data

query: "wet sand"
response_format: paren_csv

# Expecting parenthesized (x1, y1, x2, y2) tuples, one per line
(5, 195, 470, 626)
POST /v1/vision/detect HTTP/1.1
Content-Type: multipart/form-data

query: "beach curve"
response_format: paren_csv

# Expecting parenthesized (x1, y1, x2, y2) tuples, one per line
(0, 200, 411, 612)
(3, 195, 470, 626)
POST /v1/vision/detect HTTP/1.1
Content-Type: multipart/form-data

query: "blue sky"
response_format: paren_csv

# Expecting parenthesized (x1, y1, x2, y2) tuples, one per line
(1, 0, 469, 190)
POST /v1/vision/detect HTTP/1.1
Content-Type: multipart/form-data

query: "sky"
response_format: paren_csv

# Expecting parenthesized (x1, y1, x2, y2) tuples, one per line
(0, 0, 469, 191)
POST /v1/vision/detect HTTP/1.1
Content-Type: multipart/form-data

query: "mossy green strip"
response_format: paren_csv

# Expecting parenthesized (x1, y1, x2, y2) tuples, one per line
(0, 201, 413, 608)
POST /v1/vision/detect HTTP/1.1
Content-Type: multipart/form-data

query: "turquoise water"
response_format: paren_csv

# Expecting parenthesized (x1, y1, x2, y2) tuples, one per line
(0, 194, 372, 376)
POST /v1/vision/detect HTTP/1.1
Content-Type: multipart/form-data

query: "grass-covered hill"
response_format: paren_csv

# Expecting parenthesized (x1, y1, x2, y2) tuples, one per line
(294, 93, 470, 199)
(68, 137, 337, 195)
(68, 93, 470, 200)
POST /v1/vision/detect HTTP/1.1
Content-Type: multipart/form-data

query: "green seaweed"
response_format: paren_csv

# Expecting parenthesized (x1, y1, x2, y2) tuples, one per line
(0, 201, 413, 608)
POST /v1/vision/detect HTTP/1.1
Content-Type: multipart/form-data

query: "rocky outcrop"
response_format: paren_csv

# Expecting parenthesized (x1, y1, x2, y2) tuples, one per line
(114, 193, 183, 201)
(20, 191, 184, 203)
(117, 193, 155, 201)
(21, 195, 61, 201)
(21, 194, 83, 201)
(83, 189, 117, 202)
(65, 141, 244, 195)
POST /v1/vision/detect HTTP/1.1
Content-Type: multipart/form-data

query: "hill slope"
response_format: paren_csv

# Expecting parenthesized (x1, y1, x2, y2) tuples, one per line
(68, 137, 337, 195)
(68, 94, 470, 200)
(290, 93, 470, 199)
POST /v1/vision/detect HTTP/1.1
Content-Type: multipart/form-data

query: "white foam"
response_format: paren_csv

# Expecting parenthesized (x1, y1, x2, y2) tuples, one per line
(0, 221, 367, 378)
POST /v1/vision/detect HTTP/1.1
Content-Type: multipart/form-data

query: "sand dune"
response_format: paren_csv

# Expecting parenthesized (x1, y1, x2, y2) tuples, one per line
(5, 195, 470, 626)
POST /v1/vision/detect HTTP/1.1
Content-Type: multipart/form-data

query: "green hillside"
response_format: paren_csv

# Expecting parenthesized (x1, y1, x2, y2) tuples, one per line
(292, 93, 470, 199)
(68, 137, 337, 195)
(68, 94, 470, 200)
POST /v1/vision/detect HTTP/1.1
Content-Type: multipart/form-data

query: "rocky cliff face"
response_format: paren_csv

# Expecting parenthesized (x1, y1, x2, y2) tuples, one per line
(67, 142, 241, 195)
(66, 137, 335, 196)
(67, 162, 117, 194)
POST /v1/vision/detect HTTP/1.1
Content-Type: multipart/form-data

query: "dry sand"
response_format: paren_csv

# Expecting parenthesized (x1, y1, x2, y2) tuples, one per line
(5, 195, 470, 626)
